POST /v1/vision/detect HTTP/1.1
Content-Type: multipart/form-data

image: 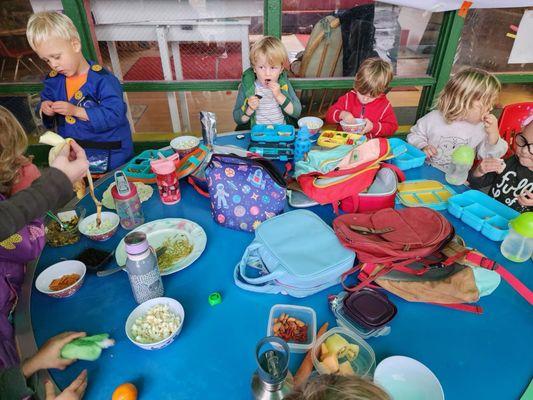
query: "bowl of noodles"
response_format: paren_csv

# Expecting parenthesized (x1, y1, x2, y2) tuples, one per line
(114, 218, 207, 276)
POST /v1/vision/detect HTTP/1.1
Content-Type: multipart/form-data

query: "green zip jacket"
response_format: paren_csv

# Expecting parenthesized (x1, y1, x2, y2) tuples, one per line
(0, 365, 42, 399)
(232, 67, 301, 128)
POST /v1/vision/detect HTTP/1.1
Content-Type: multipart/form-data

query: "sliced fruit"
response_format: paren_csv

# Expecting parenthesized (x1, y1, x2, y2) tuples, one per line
(320, 343, 329, 360)
(320, 354, 340, 374)
(338, 361, 356, 376)
(324, 333, 349, 356)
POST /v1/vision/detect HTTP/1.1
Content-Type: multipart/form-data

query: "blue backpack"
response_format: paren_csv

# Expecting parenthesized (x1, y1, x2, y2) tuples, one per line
(234, 210, 355, 297)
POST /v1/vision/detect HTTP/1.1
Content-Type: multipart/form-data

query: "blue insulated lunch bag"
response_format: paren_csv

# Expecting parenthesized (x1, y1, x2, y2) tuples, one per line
(234, 210, 356, 297)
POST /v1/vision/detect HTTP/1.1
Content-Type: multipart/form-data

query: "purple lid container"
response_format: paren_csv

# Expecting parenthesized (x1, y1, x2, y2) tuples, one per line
(342, 289, 397, 329)
(124, 231, 149, 255)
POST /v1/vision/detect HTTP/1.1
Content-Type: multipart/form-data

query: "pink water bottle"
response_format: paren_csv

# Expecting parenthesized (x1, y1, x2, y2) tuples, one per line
(150, 153, 181, 205)
(111, 171, 144, 229)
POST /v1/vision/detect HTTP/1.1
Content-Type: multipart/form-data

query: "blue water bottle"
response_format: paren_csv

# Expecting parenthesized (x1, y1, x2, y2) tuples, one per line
(294, 126, 311, 163)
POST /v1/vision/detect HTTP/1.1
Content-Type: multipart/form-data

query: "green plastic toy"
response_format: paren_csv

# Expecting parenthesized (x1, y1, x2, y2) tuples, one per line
(208, 292, 222, 306)
(61, 333, 115, 361)
(451, 145, 475, 165)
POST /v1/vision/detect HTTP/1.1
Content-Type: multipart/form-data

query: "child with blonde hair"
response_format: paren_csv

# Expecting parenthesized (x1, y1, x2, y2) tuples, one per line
(407, 67, 508, 172)
(285, 374, 390, 400)
(233, 36, 301, 128)
(326, 57, 398, 138)
(27, 11, 133, 173)
(0, 107, 45, 369)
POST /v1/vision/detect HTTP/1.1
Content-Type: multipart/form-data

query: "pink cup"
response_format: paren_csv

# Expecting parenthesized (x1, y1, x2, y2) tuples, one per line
(150, 153, 181, 205)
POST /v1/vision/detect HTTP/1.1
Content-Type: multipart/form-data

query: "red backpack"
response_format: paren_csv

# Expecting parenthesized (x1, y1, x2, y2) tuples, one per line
(333, 208, 533, 313)
(296, 138, 403, 213)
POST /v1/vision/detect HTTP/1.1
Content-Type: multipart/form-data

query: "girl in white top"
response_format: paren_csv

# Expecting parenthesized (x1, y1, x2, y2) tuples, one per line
(407, 67, 508, 172)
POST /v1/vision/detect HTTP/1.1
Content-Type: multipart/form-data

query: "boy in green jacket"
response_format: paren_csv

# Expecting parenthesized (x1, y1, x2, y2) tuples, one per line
(233, 36, 301, 129)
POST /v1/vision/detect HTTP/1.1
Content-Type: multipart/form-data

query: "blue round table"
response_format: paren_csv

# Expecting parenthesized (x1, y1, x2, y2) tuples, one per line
(24, 134, 533, 400)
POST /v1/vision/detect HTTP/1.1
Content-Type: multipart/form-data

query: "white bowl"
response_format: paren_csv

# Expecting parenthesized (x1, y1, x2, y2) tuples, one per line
(35, 260, 86, 298)
(340, 118, 366, 134)
(125, 297, 185, 350)
(373, 356, 444, 400)
(170, 135, 200, 157)
(298, 116, 324, 134)
(78, 212, 120, 241)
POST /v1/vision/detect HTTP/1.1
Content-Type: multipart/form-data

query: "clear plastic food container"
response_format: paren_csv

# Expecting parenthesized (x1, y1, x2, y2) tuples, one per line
(330, 291, 394, 339)
(311, 327, 376, 377)
(266, 304, 316, 353)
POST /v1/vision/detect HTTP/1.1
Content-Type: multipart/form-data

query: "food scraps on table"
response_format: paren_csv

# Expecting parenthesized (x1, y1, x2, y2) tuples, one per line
(49, 273, 80, 291)
(130, 304, 180, 344)
(272, 313, 308, 343)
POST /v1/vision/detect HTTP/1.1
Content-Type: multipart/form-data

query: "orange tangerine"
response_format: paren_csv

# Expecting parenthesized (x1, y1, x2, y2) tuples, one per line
(112, 382, 138, 400)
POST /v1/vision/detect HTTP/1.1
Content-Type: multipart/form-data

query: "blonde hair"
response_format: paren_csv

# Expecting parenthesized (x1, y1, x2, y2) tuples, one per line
(436, 67, 501, 123)
(354, 58, 393, 98)
(250, 36, 289, 69)
(26, 11, 80, 50)
(285, 374, 390, 400)
(0, 107, 30, 196)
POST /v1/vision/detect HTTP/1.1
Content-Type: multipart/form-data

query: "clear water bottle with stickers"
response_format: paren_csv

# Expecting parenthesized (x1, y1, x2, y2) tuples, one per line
(124, 231, 164, 304)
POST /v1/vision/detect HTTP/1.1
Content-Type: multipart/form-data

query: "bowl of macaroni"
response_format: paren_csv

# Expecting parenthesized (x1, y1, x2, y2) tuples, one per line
(125, 297, 185, 350)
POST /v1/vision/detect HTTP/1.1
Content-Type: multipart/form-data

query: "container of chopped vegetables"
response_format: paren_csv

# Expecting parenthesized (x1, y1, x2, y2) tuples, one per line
(45, 208, 85, 247)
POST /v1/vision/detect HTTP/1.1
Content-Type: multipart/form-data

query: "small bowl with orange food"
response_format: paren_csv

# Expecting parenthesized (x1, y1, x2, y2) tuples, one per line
(35, 260, 86, 298)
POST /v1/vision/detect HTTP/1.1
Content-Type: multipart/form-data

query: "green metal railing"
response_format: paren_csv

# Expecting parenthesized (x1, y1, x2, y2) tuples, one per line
(0, 0, 531, 128)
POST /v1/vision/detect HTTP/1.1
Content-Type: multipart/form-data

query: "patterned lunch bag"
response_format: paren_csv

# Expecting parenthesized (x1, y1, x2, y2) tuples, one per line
(205, 154, 287, 232)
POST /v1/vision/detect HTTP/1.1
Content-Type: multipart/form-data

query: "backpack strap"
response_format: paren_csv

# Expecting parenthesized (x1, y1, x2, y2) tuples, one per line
(465, 252, 533, 305)
(188, 176, 209, 198)
(381, 162, 406, 183)
(428, 302, 484, 314)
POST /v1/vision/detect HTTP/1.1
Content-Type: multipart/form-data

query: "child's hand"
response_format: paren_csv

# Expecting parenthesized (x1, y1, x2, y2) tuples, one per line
(517, 191, 533, 207)
(247, 96, 260, 111)
(422, 145, 437, 159)
(52, 101, 79, 117)
(45, 369, 88, 400)
(23, 332, 86, 377)
(51, 140, 89, 184)
(483, 114, 500, 139)
(41, 101, 56, 117)
(474, 158, 506, 177)
(362, 118, 373, 134)
(267, 81, 281, 97)
(340, 112, 357, 124)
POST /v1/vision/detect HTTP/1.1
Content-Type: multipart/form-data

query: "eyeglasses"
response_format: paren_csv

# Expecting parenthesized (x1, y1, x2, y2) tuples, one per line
(515, 134, 533, 155)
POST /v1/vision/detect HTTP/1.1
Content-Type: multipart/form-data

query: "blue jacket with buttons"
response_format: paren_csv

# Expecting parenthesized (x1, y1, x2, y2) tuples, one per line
(40, 60, 134, 172)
